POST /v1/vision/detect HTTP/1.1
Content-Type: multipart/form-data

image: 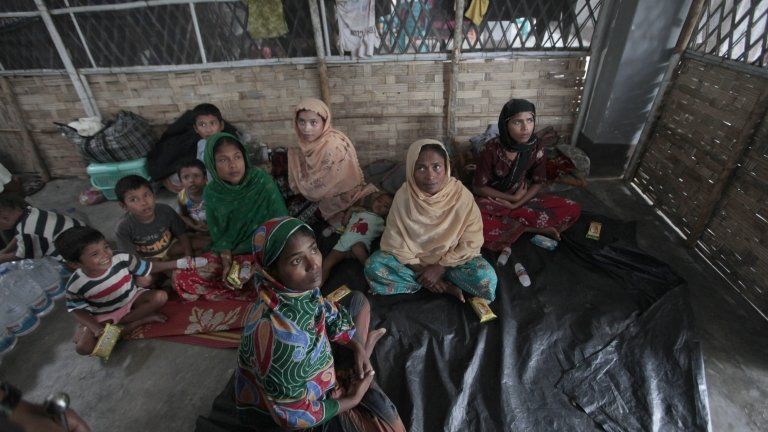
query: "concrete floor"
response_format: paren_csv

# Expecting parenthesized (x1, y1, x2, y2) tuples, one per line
(1, 178, 767, 431)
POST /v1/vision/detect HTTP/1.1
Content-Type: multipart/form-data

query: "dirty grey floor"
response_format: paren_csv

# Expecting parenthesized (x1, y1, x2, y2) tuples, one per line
(1, 178, 767, 431)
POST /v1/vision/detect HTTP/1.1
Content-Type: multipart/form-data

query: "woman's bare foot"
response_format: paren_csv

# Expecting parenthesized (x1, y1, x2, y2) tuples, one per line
(542, 226, 561, 240)
(364, 328, 387, 357)
(441, 281, 466, 303)
(527, 226, 561, 240)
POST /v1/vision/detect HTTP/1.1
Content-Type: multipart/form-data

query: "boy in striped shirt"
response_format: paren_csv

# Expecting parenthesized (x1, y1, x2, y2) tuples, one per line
(0, 194, 83, 263)
(56, 226, 200, 356)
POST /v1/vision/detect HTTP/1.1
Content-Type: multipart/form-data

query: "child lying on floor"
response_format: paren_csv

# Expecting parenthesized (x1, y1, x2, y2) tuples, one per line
(0, 194, 83, 264)
(321, 191, 393, 285)
(55, 226, 204, 356)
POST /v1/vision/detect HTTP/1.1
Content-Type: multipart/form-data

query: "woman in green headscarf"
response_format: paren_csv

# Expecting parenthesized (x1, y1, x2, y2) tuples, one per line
(173, 132, 288, 301)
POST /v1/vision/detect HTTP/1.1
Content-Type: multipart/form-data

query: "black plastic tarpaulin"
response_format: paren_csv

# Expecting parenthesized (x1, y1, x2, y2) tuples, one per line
(197, 213, 710, 431)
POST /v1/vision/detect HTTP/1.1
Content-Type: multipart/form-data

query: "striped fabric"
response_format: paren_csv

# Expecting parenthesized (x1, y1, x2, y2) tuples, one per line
(15, 206, 83, 261)
(65, 253, 152, 315)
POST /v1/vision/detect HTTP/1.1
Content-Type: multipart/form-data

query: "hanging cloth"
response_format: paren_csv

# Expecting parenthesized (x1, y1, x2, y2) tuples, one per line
(246, 0, 288, 39)
(336, 0, 380, 58)
(465, 0, 489, 26)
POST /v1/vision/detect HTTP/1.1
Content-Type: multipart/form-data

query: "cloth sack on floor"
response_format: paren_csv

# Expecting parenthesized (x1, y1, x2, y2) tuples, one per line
(56, 110, 154, 163)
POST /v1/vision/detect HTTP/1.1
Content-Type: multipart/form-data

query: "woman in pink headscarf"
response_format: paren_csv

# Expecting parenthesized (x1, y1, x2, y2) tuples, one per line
(288, 98, 378, 227)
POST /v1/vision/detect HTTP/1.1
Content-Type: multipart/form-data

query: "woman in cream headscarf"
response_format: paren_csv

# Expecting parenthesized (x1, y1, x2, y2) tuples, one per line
(364, 139, 497, 302)
(288, 98, 378, 226)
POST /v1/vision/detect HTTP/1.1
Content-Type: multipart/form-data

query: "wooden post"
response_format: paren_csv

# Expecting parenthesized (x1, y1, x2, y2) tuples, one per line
(685, 84, 768, 247)
(0, 76, 51, 181)
(308, 0, 331, 106)
(624, 0, 707, 180)
(34, 0, 98, 117)
(447, 0, 466, 147)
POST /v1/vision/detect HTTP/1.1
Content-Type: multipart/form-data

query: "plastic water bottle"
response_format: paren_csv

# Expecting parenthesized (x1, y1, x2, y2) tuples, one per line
(0, 325, 17, 356)
(497, 247, 512, 266)
(514, 263, 532, 287)
(21, 258, 64, 300)
(4, 265, 53, 317)
(0, 268, 40, 336)
(239, 261, 252, 280)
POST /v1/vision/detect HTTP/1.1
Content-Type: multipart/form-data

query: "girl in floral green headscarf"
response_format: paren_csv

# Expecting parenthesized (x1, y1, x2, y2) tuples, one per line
(235, 216, 404, 431)
(173, 133, 288, 301)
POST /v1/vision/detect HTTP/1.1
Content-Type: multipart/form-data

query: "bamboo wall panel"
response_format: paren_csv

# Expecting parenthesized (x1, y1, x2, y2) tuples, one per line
(632, 57, 768, 315)
(0, 75, 86, 176)
(695, 107, 768, 314)
(0, 87, 35, 173)
(632, 59, 764, 235)
(455, 57, 585, 145)
(1, 57, 585, 177)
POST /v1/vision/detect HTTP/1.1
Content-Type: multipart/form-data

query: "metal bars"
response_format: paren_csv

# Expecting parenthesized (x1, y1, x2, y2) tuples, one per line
(690, 0, 768, 68)
(0, 0, 602, 71)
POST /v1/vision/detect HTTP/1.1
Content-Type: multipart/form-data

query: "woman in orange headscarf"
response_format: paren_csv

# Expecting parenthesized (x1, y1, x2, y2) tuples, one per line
(364, 139, 497, 303)
(288, 98, 378, 226)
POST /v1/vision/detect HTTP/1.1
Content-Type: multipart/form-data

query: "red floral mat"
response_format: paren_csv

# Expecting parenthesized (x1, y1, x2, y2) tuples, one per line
(124, 298, 251, 349)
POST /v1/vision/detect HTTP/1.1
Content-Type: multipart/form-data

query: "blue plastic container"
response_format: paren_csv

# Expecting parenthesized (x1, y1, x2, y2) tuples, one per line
(86, 157, 150, 200)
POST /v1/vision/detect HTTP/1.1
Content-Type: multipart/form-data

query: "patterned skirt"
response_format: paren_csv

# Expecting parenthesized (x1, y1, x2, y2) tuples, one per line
(364, 251, 497, 302)
(173, 252, 259, 302)
(476, 193, 581, 251)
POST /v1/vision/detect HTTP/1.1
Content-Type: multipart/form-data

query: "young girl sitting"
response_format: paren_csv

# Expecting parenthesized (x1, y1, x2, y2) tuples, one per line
(322, 191, 393, 285)
(235, 216, 405, 431)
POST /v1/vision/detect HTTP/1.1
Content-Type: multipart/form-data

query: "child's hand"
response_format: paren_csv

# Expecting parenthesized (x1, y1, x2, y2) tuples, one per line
(193, 221, 208, 232)
(90, 323, 105, 337)
(197, 261, 220, 281)
(341, 209, 353, 226)
(175, 256, 208, 269)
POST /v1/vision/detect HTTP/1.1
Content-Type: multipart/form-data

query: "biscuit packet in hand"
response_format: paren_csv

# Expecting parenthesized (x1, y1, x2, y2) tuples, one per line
(225, 261, 242, 289)
(91, 323, 122, 361)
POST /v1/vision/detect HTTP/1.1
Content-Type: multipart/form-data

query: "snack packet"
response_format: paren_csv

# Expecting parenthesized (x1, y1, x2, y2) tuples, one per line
(326, 285, 352, 302)
(226, 261, 242, 289)
(90, 323, 122, 361)
(586, 221, 602, 240)
(470, 297, 497, 323)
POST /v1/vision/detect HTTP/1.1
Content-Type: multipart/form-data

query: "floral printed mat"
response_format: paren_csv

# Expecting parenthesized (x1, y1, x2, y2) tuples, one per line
(124, 298, 251, 349)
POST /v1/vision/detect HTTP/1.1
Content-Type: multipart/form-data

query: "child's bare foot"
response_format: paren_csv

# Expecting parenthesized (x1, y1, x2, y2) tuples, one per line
(122, 313, 167, 333)
(442, 282, 466, 303)
(146, 312, 167, 323)
(364, 328, 386, 357)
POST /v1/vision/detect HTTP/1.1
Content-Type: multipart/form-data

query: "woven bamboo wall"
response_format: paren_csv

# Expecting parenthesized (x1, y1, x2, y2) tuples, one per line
(0, 56, 585, 177)
(456, 57, 585, 145)
(0, 84, 34, 173)
(0, 75, 87, 177)
(632, 57, 768, 314)
(694, 106, 768, 314)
